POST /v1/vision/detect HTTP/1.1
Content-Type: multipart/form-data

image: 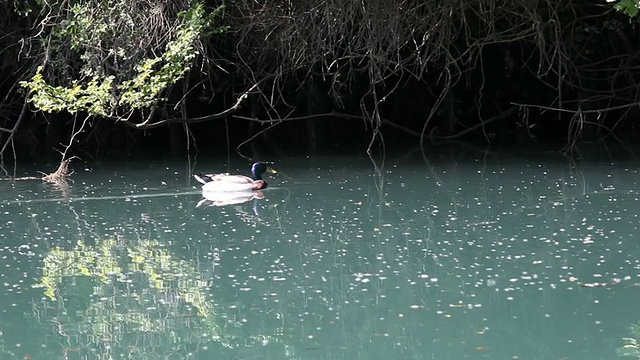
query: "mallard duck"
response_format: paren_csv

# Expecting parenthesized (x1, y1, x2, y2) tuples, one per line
(194, 162, 276, 192)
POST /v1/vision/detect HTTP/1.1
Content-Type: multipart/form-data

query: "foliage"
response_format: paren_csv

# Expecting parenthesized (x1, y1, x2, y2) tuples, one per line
(118, 2, 219, 109)
(6, 0, 640, 157)
(23, 68, 115, 116)
(612, 0, 640, 17)
(20, 1, 222, 116)
(618, 323, 640, 358)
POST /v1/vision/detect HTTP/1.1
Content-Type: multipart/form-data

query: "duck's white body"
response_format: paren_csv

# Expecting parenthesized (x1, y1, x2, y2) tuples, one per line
(196, 173, 264, 192)
(194, 162, 274, 193)
(195, 174, 262, 192)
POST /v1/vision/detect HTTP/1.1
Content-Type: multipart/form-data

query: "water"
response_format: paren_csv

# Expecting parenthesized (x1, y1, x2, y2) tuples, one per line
(0, 154, 639, 359)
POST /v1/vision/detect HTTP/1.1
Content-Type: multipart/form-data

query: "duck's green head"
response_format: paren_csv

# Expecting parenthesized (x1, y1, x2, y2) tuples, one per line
(250, 162, 276, 180)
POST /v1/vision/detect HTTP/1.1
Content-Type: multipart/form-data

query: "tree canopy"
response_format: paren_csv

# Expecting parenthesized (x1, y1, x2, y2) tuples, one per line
(1, 0, 640, 161)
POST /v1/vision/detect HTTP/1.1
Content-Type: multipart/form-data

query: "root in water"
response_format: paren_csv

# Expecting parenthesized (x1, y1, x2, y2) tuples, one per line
(41, 156, 77, 183)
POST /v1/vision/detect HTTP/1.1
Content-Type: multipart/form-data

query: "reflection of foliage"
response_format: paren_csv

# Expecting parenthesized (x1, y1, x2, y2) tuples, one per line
(36, 239, 123, 298)
(33, 238, 239, 357)
(617, 323, 640, 358)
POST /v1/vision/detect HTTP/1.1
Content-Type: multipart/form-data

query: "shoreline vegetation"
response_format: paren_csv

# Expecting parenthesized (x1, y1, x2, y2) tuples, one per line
(1, 0, 640, 165)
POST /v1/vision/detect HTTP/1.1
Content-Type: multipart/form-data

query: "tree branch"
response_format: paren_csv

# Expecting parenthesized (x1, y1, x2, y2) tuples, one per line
(0, 96, 29, 161)
(117, 82, 260, 129)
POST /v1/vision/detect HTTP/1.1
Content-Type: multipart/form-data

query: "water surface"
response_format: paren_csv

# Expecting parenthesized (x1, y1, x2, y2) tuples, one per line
(0, 153, 638, 359)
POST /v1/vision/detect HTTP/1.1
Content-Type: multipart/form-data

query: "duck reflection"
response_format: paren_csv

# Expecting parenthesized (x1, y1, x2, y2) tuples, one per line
(196, 190, 264, 208)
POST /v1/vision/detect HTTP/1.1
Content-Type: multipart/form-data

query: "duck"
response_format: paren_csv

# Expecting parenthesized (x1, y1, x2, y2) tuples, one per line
(194, 162, 276, 192)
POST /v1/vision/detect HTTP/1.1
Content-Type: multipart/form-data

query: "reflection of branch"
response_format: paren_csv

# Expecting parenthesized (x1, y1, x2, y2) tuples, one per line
(367, 148, 386, 231)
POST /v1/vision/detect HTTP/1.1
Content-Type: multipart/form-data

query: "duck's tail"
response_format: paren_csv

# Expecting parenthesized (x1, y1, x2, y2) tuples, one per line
(193, 174, 213, 184)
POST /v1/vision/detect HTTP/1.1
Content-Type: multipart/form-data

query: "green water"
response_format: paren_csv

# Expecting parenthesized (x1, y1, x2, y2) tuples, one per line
(0, 154, 639, 360)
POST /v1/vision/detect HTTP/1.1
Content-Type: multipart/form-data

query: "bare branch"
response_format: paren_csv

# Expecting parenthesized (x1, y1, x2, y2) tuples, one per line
(117, 82, 260, 129)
